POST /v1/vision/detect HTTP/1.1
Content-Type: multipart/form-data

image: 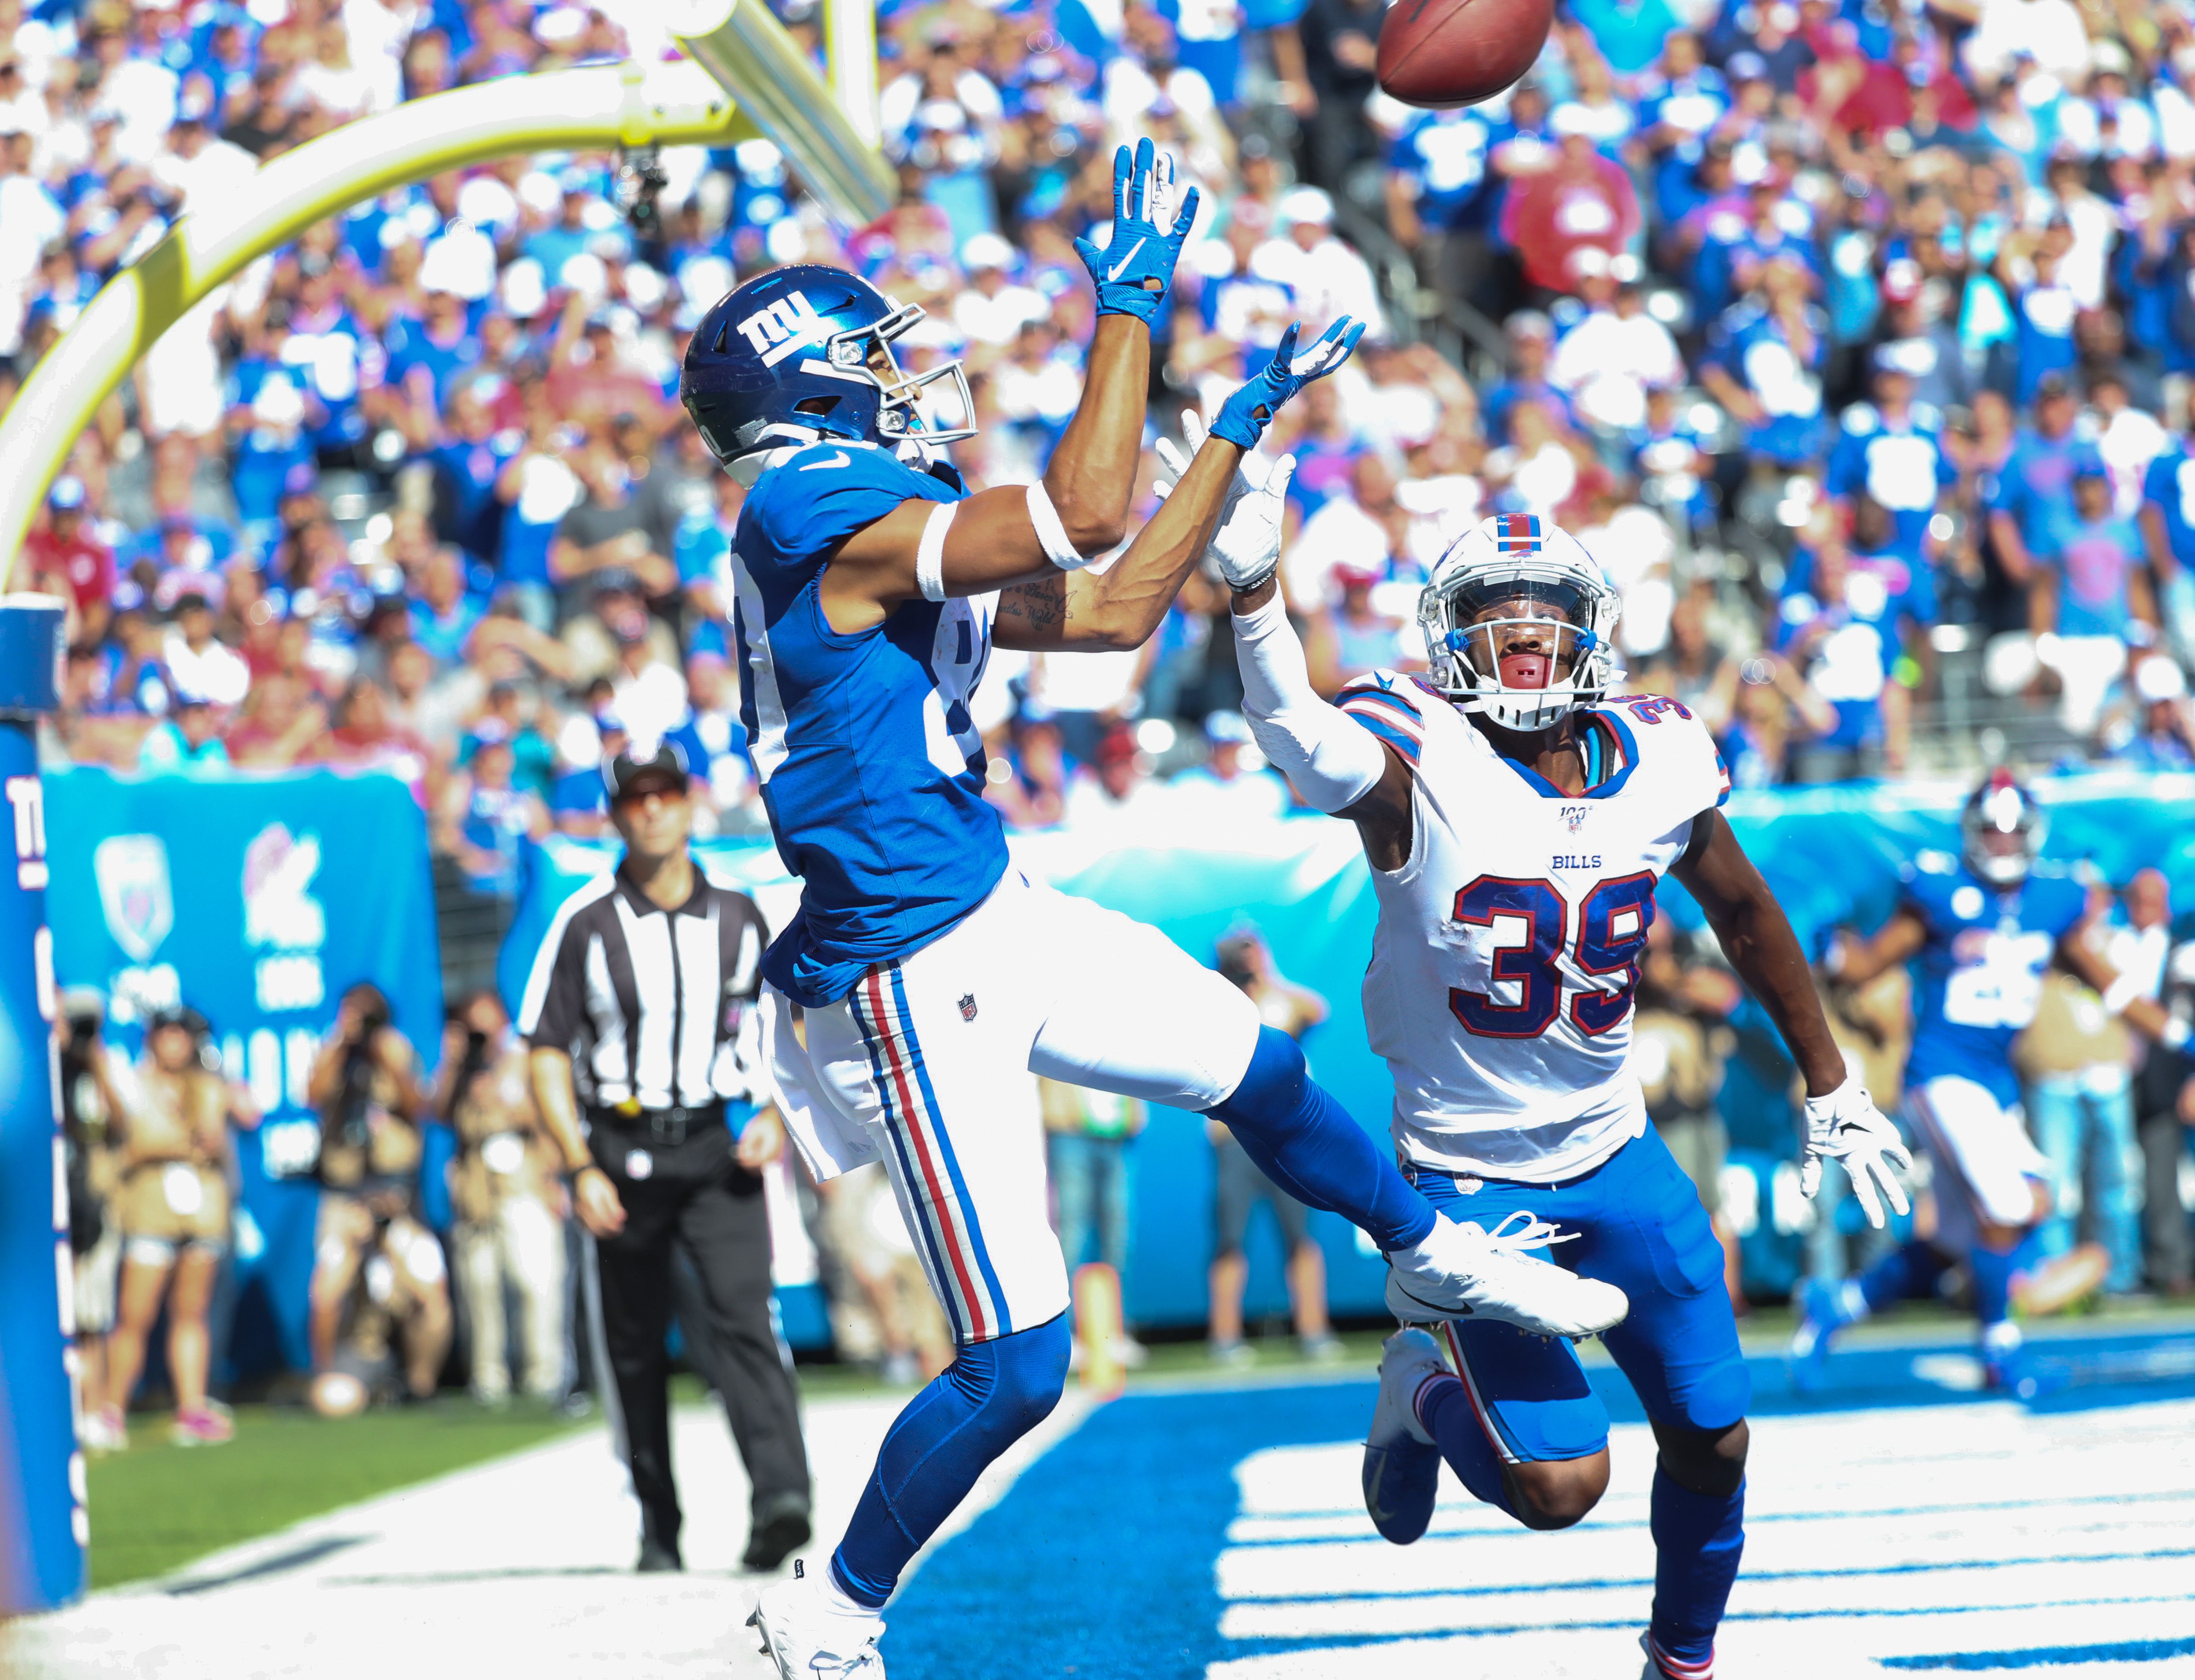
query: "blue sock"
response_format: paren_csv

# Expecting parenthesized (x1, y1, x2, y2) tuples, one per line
(1205, 1027, 1436, 1252)
(830, 1313, 1071, 1608)
(1968, 1243, 2018, 1338)
(1412, 1373, 1518, 1517)
(1649, 1468, 1744, 1672)
(1856, 1241, 1950, 1315)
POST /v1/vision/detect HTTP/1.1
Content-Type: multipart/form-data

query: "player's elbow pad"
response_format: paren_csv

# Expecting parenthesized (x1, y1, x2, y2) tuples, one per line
(1231, 593, 1387, 816)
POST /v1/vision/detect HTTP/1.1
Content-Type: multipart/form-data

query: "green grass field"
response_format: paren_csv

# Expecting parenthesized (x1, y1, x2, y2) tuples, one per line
(84, 1295, 2176, 1594)
(86, 1400, 584, 1590)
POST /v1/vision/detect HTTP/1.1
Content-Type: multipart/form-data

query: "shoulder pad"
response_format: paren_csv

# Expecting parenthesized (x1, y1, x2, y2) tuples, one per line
(1840, 402, 1880, 435)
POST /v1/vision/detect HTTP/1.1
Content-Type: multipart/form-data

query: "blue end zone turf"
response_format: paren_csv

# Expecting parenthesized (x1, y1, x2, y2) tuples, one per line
(883, 1330, 2195, 1679)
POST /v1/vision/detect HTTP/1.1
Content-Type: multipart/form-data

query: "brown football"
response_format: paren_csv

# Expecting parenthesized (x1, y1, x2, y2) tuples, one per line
(1376, 0, 1554, 110)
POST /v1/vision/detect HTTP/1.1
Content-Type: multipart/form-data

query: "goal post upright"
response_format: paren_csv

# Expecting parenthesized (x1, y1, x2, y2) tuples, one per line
(0, 6, 894, 583)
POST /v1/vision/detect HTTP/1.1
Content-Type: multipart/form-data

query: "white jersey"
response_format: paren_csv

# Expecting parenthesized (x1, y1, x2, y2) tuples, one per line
(1338, 672, 1733, 1183)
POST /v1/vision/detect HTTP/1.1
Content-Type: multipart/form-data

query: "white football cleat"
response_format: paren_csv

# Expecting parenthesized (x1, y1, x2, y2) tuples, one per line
(1387, 1210, 1629, 1339)
(748, 1563, 886, 1678)
(1362, 1329, 1446, 1546)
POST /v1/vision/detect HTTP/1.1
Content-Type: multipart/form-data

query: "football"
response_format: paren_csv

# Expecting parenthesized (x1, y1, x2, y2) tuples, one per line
(1376, 0, 1554, 109)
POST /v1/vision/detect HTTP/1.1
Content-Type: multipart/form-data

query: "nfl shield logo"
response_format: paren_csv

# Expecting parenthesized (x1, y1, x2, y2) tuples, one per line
(959, 993, 978, 1022)
(93, 834, 174, 962)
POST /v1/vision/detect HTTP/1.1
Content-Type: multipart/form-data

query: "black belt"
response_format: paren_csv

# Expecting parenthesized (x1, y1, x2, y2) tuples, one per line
(588, 1102, 725, 1147)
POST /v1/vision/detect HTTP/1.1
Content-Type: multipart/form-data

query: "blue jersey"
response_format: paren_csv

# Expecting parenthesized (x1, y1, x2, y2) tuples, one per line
(1825, 402, 1955, 551)
(2140, 443, 2195, 572)
(1902, 853, 2088, 1105)
(730, 440, 1008, 1006)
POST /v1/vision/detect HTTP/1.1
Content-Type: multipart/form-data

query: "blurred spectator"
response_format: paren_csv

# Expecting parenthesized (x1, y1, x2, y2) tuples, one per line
(1042, 1076, 1147, 1368)
(2125, 872, 2195, 1295)
(2109, 656, 2195, 769)
(1207, 929, 1340, 1363)
(2031, 466, 2149, 732)
(86, 1006, 235, 1448)
(2017, 896, 2141, 1294)
(817, 1164, 953, 1386)
(57, 991, 123, 1453)
(137, 687, 233, 775)
(439, 991, 566, 1406)
(308, 981, 450, 1409)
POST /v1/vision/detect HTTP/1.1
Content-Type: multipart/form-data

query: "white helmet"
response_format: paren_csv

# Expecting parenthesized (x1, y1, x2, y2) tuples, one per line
(1419, 513, 1623, 733)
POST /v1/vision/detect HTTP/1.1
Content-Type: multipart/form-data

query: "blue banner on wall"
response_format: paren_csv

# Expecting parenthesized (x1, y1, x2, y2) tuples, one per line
(44, 770, 443, 1374)
(502, 771, 2195, 1334)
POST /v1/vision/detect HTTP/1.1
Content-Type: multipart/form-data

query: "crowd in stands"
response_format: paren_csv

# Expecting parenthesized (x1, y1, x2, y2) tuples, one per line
(13, 0, 2195, 892)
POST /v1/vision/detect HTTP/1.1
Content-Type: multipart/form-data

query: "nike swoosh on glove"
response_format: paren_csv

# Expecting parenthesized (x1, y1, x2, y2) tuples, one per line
(1153, 410, 1296, 592)
(1208, 316, 1367, 451)
(1800, 1075, 1914, 1229)
(1073, 138, 1200, 324)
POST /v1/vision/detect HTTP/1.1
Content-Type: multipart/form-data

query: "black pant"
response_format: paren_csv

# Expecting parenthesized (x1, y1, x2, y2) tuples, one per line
(589, 1119, 809, 1548)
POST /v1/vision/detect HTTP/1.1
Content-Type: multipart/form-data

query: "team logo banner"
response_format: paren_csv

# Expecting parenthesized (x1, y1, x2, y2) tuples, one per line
(45, 770, 442, 1373)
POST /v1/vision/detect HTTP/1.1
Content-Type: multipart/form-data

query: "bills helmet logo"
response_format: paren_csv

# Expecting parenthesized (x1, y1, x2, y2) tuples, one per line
(959, 993, 979, 1022)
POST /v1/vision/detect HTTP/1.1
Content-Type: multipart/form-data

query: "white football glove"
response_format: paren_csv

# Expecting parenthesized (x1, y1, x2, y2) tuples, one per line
(1153, 409, 1296, 592)
(1799, 1075, 1914, 1229)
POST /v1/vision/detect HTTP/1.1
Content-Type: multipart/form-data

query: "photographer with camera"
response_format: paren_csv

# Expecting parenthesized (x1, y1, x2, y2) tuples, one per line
(87, 1005, 236, 1447)
(306, 981, 451, 1411)
(439, 989, 568, 1406)
(57, 990, 124, 1450)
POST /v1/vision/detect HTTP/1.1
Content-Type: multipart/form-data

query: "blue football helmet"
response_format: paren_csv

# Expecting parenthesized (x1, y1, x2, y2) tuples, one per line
(1960, 770, 2047, 887)
(680, 264, 976, 484)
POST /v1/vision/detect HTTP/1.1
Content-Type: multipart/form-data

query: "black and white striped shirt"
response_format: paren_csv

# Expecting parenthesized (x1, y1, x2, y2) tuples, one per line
(518, 867, 769, 1113)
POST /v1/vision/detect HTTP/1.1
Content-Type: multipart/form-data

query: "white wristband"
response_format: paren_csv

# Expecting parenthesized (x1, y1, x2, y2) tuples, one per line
(916, 501, 956, 603)
(1026, 480, 1096, 571)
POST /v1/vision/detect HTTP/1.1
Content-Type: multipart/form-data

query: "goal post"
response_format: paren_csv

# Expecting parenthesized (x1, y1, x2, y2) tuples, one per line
(0, 2, 893, 583)
(0, 6, 890, 1611)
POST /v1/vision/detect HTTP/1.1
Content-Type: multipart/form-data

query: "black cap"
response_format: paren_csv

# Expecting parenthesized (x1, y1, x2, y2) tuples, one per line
(601, 737, 690, 803)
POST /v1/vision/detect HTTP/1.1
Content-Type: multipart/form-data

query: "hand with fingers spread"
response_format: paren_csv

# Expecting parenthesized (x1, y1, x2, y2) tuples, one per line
(1799, 1076, 1914, 1229)
(1154, 410, 1297, 592)
(1208, 316, 1367, 450)
(1074, 137, 1201, 324)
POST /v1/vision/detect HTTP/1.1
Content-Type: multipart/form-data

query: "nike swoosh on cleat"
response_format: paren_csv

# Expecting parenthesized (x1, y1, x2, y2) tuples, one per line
(1106, 238, 1148, 282)
(1392, 1276, 1475, 1317)
(801, 450, 851, 471)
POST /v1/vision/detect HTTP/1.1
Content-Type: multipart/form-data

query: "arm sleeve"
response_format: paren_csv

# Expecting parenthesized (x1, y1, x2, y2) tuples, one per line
(1230, 592, 1392, 814)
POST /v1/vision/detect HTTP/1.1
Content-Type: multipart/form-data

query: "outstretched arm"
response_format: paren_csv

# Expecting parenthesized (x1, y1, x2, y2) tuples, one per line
(1675, 810, 1912, 1224)
(998, 315, 1364, 651)
(820, 141, 1198, 636)
(1229, 572, 1415, 866)
(1672, 810, 1847, 1098)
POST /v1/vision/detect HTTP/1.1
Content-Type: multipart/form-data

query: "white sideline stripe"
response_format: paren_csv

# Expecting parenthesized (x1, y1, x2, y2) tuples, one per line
(1211, 1395, 2195, 1677)
(1215, 1509, 2195, 1603)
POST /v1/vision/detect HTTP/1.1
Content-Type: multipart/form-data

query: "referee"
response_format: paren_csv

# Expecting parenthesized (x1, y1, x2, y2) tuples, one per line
(522, 739, 812, 1575)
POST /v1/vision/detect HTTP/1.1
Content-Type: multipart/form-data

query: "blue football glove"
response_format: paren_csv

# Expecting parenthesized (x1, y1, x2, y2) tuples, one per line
(1208, 317, 1368, 450)
(1073, 138, 1200, 323)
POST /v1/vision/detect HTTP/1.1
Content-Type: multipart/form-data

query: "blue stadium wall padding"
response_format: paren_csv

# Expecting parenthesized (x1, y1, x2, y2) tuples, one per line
(0, 596, 84, 1610)
(44, 769, 444, 1376)
(499, 772, 2195, 1332)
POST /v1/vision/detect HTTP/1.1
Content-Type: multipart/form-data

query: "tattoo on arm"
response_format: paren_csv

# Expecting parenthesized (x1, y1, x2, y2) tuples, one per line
(999, 576, 1068, 634)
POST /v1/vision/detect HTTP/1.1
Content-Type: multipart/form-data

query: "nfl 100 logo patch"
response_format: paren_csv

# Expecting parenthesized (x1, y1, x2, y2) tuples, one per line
(959, 993, 979, 1022)
(1560, 804, 1589, 833)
